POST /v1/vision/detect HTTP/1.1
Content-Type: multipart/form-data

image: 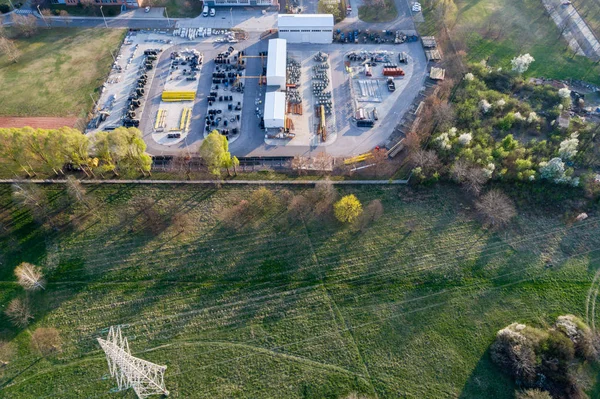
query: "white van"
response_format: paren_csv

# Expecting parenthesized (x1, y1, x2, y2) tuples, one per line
(209, 8, 216, 16)
(202, 5, 209, 17)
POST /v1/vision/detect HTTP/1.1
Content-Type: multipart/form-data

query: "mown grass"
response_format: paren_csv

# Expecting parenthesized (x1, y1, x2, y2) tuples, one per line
(0, 29, 125, 117)
(0, 184, 599, 398)
(430, 0, 600, 84)
(571, 0, 600, 38)
(357, 0, 398, 23)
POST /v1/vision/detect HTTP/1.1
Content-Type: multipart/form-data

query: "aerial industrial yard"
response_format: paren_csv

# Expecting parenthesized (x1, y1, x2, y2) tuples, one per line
(86, 13, 427, 158)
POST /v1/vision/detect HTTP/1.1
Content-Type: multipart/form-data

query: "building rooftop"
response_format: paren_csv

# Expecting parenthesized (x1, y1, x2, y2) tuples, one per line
(278, 14, 335, 28)
(267, 39, 287, 81)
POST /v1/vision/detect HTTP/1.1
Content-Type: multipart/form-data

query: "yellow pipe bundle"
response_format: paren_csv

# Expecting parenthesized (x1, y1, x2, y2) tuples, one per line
(162, 91, 196, 102)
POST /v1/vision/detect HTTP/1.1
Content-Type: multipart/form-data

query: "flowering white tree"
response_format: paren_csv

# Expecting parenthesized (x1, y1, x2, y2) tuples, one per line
(558, 133, 579, 159)
(527, 112, 540, 124)
(479, 99, 491, 113)
(464, 73, 474, 81)
(496, 99, 506, 109)
(458, 133, 473, 146)
(511, 53, 535, 73)
(558, 88, 571, 98)
(435, 132, 452, 150)
(512, 112, 524, 121)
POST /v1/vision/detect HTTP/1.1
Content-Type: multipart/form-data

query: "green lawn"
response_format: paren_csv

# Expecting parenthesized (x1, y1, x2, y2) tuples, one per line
(358, 0, 398, 23)
(0, 29, 125, 117)
(1, 184, 599, 398)
(426, 0, 600, 84)
(572, 0, 600, 38)
(141, 0, 204, 18)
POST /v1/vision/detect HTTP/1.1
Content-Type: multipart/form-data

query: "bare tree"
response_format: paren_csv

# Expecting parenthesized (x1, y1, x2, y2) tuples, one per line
(133, 198, 165, 234)
(287, 194, 311, 221)
(59, 10, 72, 26)
(79, 0, 95, 8)
(356, 199, 384, 230)
(0, 37, 22, 63)
(308, 180, 338, 218)
(450, 158, 470, 183)
(15, 262, 45, 290)
(66, 176, 91, 209)
(463, 167, 489, 196)
(5, 298, 33, 328)
(40, 9, 54, 26)
(475, 190, 517, 229)
(170, 212, 193, 234)
(11, 14, 38, 38)
(410, 149, 441, 175)
(12, 182, 49, 224)
(30, 328, 62, 356)
(0, 340, 15, 368)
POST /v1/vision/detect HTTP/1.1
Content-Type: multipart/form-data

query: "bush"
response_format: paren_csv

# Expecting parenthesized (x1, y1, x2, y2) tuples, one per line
(30, 328, 62, 356)
(0, 4, 10, 13)
(249, 187, 277, 215)
(516, 389, 552, 399)
(490, 324, 538, 384)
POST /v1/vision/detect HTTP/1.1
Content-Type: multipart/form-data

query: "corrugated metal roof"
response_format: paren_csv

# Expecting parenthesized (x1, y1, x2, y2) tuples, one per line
(264, 92, 286, 124)
(278, 14, 334, 28)
(267, 39, 286, 80)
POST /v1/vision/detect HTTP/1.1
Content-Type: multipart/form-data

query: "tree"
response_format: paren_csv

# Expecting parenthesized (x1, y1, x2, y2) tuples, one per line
(0, 128, 36, 177)
(510, 53, 535, 74)
(356, 199, 383, 230)
(5, 298, 33, 327)
(0, 37, 21, 63)
(334, 195, 363, 223)
(12, 182, 49, 223)
(199, 131, 231, 177)
(40, 9, 54, 26)
(249, 187, 277, 215)
(475, 190, 516, 229)
(15, 262, 45, 290)
(170, 212, 193, 234)
(59, 10, 72, 26)
(309, 180, 338, 217)
(0, 340, 15, 367)
(287, 194, 311, 221)
(66, 175, 92, 209)
(30, 328, 62, 356)
(11, 14, 38, 38)
(79, 0, 94, 8)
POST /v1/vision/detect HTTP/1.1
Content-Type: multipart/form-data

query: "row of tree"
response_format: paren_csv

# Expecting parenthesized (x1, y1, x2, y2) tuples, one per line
(0, 127, 152, 178)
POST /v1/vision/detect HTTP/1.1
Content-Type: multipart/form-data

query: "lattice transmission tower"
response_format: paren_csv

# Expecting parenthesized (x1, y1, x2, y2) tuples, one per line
(97, 326, 169, 398)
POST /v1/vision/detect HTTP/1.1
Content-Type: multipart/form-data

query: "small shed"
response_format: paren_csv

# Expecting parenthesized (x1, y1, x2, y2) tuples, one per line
(267, 39, 287, 89)
(264, 92, 286, 128)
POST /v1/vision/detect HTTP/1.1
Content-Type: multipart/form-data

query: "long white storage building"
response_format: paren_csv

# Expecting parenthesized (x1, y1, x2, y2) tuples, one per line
(264, 92, 286, 129)
(266, 39, 287, 89)
(277, 14, 334, 44)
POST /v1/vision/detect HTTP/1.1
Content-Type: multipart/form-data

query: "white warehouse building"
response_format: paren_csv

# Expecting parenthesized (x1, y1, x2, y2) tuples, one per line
(264, 92, 286, 129)
(277, 14, 334, 44)
(266, 38, 287, 89)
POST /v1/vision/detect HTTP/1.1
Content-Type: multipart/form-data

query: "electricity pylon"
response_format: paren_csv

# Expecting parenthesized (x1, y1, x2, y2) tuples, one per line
(97, 326, 169, 398)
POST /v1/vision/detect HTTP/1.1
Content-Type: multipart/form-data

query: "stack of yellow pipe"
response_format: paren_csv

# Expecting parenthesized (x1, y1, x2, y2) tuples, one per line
(343, 152, 373, 165)
(162, 91, 196, 102)
(179, 108, 192, 131)
(154, 109, 167, 129)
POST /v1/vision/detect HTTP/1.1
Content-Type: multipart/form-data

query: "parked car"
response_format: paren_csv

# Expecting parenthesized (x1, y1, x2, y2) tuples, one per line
(210, 8, 216, 17)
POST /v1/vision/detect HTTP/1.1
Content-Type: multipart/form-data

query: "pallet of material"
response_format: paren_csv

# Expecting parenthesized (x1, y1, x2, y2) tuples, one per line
(179, 108, 192, 131)
(425, 49, 442, 61)
(421, 36, 437, 48)
(383, 67, 405, 76)
(154, 109, 167, 130)
(430, 67, 446, 81)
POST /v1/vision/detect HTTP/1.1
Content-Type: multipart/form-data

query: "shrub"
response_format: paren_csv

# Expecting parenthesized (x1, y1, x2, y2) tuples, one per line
(249, 187, 277, 215)
(475, 190, 516, 228)
(30, 328, 62, 356)
(490, 324, 538, 384)
(334, 195, 363, 223)
(515, 389, 552, 399)
(0, 4, 10, 13)
(5, 298, 33, 328)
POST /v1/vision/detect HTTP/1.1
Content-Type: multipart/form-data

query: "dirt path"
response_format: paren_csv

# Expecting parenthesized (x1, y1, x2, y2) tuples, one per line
(0, 117, 78, 129)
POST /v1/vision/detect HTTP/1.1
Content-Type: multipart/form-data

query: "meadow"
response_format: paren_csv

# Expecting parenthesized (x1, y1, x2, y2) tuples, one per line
(420, 0, 600, 85)
(1, 183, 599, 398)
(0, 29, 125, 117)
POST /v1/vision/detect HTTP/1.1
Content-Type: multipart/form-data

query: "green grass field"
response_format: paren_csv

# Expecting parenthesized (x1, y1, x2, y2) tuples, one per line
(572, 0, 600, 38)
(1, 184, 600, 398)
(421, 0, 600, 84)
(358, 0, 398, 23)
(0, 29, 125, 117)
